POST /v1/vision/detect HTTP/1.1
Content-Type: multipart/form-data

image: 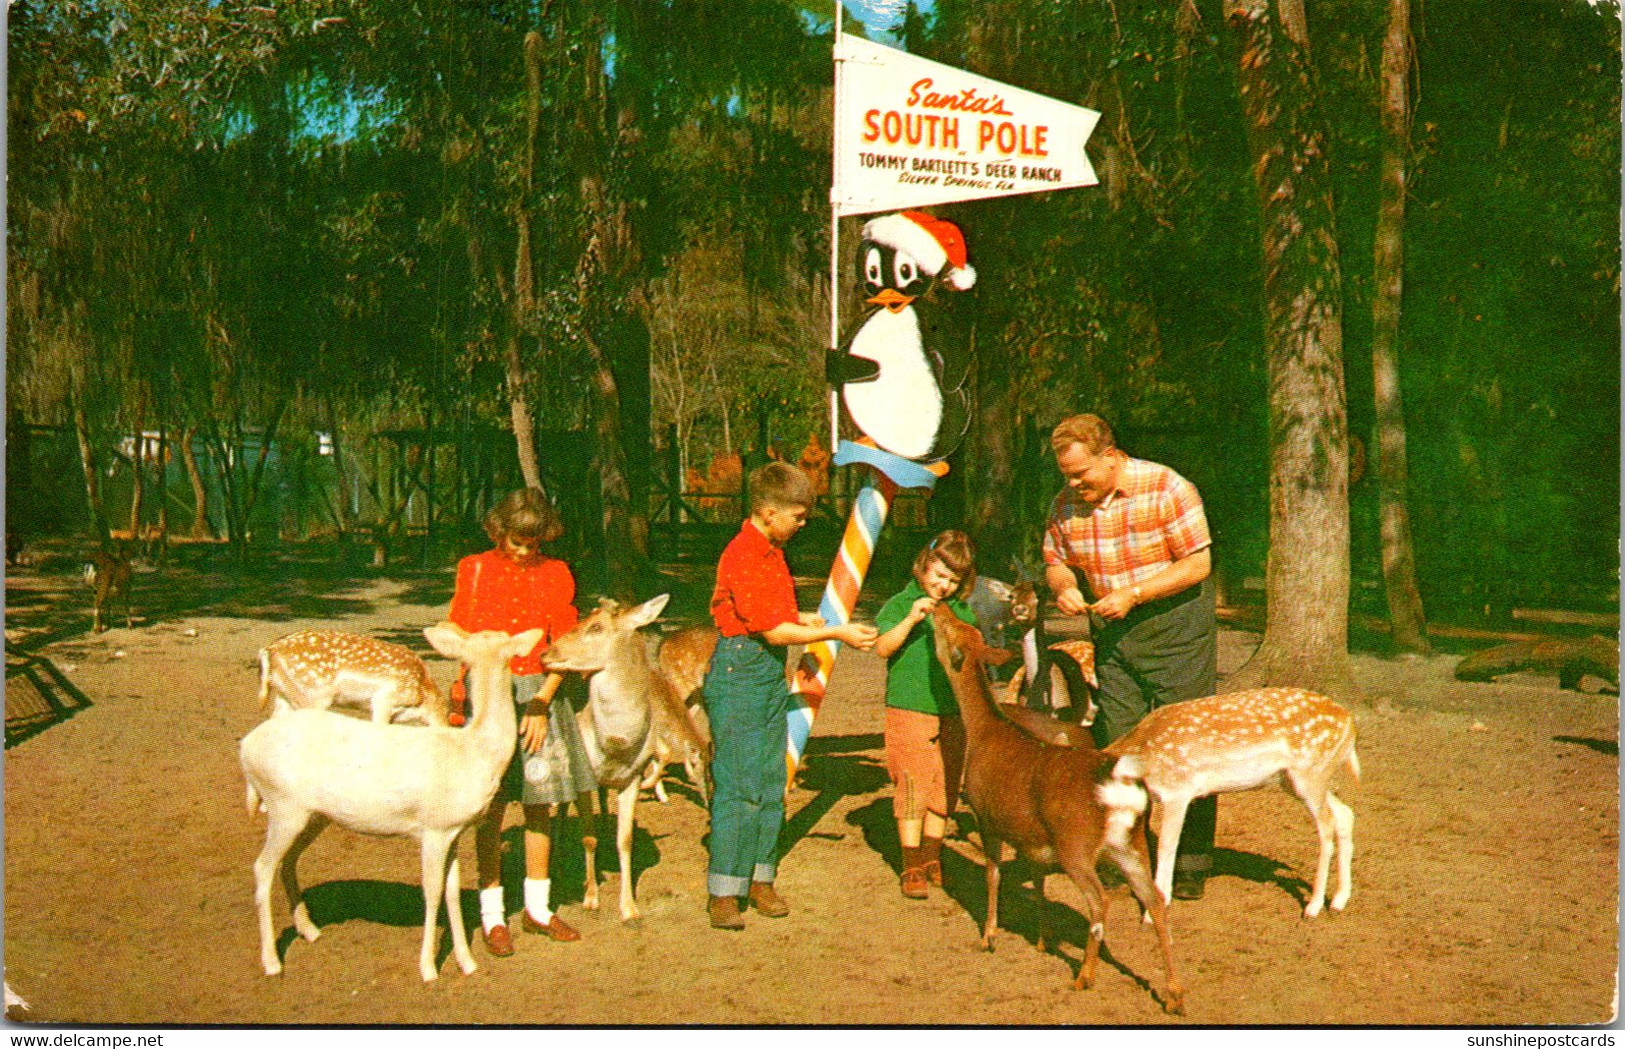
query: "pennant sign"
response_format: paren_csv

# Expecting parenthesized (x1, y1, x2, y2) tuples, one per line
(832, 34, 1102, 217)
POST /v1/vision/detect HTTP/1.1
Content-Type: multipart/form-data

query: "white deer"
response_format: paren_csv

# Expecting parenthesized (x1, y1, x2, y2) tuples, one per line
(258, 629, 448, 725)
(240, 623, 543, 981)
(1103, 687, 1360, 917)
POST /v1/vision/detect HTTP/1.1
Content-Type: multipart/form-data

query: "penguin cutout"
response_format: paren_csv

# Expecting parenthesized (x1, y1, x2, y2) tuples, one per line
(826, 211, 976, 463)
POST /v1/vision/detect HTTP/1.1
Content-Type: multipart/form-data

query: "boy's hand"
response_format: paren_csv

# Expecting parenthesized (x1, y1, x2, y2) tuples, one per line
(838, 622, 879, 650)
(798, 611, 826, 628)
(910, 596, 938, 620)
(520, 708, 549, 754)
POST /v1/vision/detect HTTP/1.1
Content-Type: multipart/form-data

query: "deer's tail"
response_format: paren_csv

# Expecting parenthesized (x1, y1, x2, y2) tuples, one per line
(256, 649, 273, 712)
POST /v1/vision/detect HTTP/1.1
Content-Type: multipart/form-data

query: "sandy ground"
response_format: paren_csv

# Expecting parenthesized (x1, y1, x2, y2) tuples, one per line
(3, 559, 1619, 1026)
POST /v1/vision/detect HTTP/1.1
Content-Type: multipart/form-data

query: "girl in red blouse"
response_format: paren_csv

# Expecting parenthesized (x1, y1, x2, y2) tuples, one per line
(450, 489, 597, 955)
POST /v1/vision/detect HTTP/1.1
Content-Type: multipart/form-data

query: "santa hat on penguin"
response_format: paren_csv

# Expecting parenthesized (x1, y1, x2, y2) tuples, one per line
(861, 210, 977, 291)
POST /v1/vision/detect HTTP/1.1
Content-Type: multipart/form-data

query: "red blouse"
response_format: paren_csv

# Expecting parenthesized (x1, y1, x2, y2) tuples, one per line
(448, 549, 579, 677)
(710, 520, 799, 638)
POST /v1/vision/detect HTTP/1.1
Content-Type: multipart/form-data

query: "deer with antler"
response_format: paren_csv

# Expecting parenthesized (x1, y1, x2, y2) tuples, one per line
(1103, 687, 1360, 917)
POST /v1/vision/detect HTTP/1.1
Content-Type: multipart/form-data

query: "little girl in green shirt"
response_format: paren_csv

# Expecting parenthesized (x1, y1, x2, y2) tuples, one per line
(872, 530, 978, 899)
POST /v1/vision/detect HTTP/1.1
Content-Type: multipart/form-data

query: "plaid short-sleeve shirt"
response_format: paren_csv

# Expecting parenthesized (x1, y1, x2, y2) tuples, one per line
(1042, 457, 1211, 600)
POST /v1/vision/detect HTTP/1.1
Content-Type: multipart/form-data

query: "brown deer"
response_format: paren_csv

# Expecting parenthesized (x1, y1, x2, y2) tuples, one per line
(84, 546, 134, 633)
(542, 594, 710, 922)
(241, 624, 543, 981)
(1103, 688, 1359, 917)
(257, 630, 449, 725)
(930, 604, 1185, 1014)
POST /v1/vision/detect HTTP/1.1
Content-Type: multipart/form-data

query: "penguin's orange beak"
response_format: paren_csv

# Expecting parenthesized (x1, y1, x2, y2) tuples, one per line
(866, 288, 914, 314)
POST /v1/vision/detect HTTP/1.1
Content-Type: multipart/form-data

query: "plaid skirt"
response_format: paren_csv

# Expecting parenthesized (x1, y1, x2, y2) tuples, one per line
(502, 674, 598, 806)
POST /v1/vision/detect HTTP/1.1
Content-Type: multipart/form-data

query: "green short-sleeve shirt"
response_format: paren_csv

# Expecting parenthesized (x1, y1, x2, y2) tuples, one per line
(876, 580, 978, 717)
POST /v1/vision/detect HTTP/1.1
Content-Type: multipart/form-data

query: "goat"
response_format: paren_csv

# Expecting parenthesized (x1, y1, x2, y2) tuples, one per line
(542, 593, 705, 923)
(257, 629, 448, 725)
(84, 546, 134, 633)
(1104, 687, 1359, 917)
(240, 623, 544, 981)
(931, 603, 1184, 1014)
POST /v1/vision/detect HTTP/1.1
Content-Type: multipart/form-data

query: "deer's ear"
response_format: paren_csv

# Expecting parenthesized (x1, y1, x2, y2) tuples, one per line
(948, 643, 965, 674)
(424, 622, 468, 660)
(623, 593, 671, 629)
(505, 628, 548, 660)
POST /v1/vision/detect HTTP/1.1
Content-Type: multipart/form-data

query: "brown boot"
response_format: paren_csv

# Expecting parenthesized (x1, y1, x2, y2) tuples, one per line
(899, 844, 929, 899)
(708, 894, 745, 930)
(748, 881, 789, 918)
(921, 837, 945, 888)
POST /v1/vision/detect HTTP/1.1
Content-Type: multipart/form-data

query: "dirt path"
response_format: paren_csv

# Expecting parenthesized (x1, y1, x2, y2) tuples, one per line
(4, 572, 1618, 1025)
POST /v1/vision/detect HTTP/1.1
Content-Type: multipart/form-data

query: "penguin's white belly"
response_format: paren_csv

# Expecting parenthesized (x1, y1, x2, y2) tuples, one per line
(842, 309, 941, 460)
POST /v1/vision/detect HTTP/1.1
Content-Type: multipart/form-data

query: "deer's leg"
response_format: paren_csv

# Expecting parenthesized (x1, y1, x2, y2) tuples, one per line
(1327, 791, 1355, 912)
(578, 790, 600, 911)
(281, 814, 329, 943)
(1290, 772, 1337, 918)
(419, 830, 455, 982)
(442, 843, 477, 976)
(1105, 829, 1185, 1014)
(980, 833, 1003, 951)
(369, 687, 397, 725)
(1153, 795, 1190, 905)
(1032, 870, 1050, 953)
(1056, 847, 1108, 991)
(614, 779, 641, 922)
(254, 806, 312, 976)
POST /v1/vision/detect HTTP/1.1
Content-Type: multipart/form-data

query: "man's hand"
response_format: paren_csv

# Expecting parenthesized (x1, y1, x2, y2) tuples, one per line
(520, 707, 549, 754)
(1056, 586, 1091, 616)
(798, 611, 826, 628)
(1092, 588, 1137, 621)
(838, 622, 879, 650)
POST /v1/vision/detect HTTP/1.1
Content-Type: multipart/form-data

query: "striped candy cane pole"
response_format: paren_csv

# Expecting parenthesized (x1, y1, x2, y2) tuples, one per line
(786, 441, 944, 775)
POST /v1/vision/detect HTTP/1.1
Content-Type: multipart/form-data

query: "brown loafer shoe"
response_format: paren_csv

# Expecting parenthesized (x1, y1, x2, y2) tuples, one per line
(709, 894, 745, 930)
(900, 867, 930, 899)
(482, 923, 514, 957)
(748, 882, 789, 918)
(521, 911, 581, 942)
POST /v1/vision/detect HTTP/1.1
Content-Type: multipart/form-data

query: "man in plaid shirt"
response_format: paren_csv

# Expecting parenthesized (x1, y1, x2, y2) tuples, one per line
(1042, 413, 1218, 901)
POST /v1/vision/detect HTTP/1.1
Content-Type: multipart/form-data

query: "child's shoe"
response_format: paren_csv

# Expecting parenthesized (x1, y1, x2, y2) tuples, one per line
(900, 867, 930, 899)
(748, 881, 789, 917)
(708, 895, 746, 930)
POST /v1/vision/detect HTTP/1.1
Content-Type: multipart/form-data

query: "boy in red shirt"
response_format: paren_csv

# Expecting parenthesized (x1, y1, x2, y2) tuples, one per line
(705, 462, 877, 930)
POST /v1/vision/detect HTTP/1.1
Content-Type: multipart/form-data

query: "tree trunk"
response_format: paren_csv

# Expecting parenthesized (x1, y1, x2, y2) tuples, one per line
(181, 425, 213, 540)
(1222, 0, 1357, 699)
(967, 327, 1018, 571)
(1371, 0, 1431, 655)
(71, 387, 113, 549)
(128, 386, 147, 543)
(505, 29, 547, 494)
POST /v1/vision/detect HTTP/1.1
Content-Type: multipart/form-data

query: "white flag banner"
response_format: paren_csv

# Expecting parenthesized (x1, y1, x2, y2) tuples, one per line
(832, 34, 1102, 217)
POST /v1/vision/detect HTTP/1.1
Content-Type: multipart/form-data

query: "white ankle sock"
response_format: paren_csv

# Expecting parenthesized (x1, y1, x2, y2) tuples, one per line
(524, 877, 553, 924)
(479, 886, 506, 934)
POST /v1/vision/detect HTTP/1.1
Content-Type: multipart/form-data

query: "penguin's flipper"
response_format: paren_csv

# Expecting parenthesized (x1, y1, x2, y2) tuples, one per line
(826, 348, 881, 386)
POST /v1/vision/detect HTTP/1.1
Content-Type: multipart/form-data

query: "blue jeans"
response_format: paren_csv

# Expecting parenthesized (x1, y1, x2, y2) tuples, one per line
(704, 635, 791, 897)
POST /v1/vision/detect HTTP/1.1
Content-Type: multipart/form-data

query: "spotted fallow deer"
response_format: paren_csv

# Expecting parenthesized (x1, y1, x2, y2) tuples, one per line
(1103, 687, 1360, 917)
(258, 630, 449, 726)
